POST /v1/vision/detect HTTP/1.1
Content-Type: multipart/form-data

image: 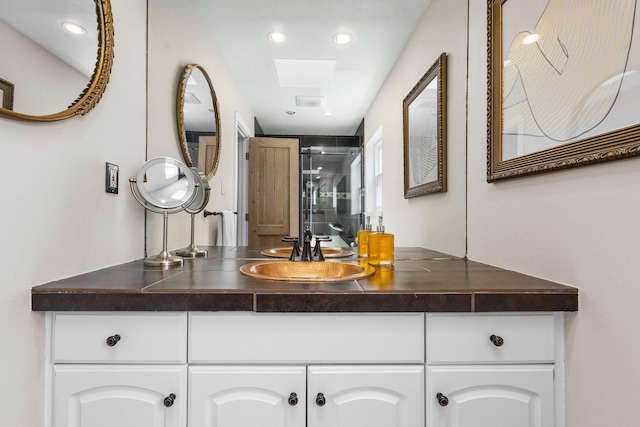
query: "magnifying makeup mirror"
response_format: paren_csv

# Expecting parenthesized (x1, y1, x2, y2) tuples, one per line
(130, 157, 198, 267)
(176, 169, 211, 258)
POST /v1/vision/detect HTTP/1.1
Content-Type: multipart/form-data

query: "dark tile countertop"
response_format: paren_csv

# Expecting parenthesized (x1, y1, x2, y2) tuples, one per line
(31, 247, 578, 313)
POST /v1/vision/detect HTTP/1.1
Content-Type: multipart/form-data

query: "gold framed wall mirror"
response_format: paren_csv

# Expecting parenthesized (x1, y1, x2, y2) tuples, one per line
(0, 0, 114, 121)
(177, 64, 221, 180)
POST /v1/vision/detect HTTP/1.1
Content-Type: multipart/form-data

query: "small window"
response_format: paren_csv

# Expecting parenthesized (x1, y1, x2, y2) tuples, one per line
(365, 127, 383, 216)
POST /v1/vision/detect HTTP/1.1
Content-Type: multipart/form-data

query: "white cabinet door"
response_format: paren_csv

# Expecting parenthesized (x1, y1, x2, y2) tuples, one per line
(307, 365, 424, 427)
(189, 365, 306, 427)
(54, 365, 187, 427)
(427, 365, 555, 427)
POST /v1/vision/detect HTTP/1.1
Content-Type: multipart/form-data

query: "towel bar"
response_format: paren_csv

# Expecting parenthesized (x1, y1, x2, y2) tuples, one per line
(204, 210, 238, 217)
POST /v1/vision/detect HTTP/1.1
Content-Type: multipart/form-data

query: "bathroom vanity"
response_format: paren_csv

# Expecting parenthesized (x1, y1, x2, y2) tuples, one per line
(33, 247, 578, 427)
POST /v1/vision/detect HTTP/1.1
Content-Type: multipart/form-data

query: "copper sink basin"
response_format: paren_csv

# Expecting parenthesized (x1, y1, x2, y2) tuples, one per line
(239, 260, 374, 282)
(260, 247, 354, 258)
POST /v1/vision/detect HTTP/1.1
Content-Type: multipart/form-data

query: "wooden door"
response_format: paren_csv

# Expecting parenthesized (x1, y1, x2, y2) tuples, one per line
(307, 365, 424, 427)
(427, 365, 555, 427)
(54, 365, 187, 427)
(248, 137, 299, 248)
(189, 365, 306, 427)
(198, 135, 218, 177)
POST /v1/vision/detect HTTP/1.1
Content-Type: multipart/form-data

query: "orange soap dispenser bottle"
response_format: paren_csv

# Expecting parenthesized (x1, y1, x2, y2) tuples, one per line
(368, 216, 394, 266)
(357, 216, 372, 258)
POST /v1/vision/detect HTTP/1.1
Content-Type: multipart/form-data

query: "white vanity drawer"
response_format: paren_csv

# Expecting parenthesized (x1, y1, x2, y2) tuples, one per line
(426, 313, 556, 364)
(52, 312, 188, 363)
(189, 312, 425, 364)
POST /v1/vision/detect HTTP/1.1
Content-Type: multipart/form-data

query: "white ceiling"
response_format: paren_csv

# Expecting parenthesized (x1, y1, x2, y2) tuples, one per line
(188, 0, 432, 136)
(1, 0, 432, 136)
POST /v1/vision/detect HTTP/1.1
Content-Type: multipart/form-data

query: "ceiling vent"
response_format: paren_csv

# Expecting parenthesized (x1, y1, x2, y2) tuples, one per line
(295, 96, 325, 108)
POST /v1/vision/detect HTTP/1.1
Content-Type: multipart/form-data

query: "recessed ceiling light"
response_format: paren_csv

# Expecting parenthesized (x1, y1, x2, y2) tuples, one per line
(333, 33, 352, 45)
(269, 32, 287, 43)
(323, 111, 333, 117)
(62, 22, 85, 35)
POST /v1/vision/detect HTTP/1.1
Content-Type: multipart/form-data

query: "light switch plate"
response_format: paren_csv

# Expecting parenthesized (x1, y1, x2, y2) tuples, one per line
(105, 162, 119, 194)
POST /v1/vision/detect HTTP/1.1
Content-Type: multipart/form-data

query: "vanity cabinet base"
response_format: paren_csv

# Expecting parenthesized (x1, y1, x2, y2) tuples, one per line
(45, 311, 564, 427)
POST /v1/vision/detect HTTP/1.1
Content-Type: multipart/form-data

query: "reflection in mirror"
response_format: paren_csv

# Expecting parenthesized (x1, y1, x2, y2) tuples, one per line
(130, 157, 198, 267)
(177, 64, 221, 180)
(0, 0, 114, 121)
(176, 169, 211, 258)
(403, 52, 447, 197)
(301, 146, 363, 249)
(136, 157, 196, 209)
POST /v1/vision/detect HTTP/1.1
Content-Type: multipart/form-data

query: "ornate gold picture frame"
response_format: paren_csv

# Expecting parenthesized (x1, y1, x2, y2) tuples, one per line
(403, 52, 447, 198)
(487, 0, 640, 182)
(0, 78, 14, 110)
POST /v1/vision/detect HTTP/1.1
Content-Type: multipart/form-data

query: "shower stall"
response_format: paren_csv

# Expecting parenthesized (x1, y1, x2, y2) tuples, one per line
(300, 146, 363, 249)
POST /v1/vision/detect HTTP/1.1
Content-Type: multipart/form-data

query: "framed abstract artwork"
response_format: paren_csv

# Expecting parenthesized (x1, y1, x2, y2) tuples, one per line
(487, 0, 640, 181)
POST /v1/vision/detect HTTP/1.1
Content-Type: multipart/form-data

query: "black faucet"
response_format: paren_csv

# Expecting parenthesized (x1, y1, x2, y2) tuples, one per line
(300, 227, 314, 261)
(283, 228, 331, 261)
(282, 236, 302, 261)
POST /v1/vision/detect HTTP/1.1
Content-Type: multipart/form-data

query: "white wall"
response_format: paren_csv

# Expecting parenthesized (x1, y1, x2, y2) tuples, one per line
(147, 0, 254, 253)
(368, 0, 640, 425)
(364, 0, 468, 257)
(467, 1, 640, 426)
(4, 0, 639, 425)
(0, 0, 147, 425)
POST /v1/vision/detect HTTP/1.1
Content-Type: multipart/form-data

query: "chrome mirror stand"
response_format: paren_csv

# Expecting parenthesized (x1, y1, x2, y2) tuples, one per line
(175, 213, 208, 258)
(176, 169, 211, 258)
(145, 211, 184, 267)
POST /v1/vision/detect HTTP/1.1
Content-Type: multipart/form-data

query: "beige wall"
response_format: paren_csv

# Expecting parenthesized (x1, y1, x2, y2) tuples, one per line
(467, 1, 640, 426)
(3, 0, 640, 425)
(365, 0, 468, 256)
(0, 0, 148, 425)
(0, 0, 253, 424)
(368, 0, 640, 425)
(146, 0, 254, 253)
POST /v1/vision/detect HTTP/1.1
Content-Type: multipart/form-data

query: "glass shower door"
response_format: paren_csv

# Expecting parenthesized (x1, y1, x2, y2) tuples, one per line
(300, 146, 363, 249)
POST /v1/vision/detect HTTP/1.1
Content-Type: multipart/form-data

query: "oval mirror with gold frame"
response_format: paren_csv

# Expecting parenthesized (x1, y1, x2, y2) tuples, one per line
(177, 64, 221, 180)
(0, 0, 114, 121)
